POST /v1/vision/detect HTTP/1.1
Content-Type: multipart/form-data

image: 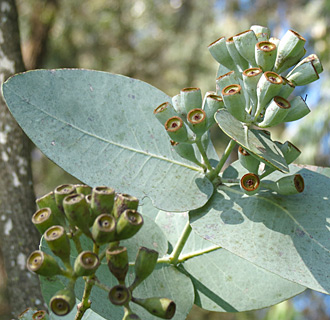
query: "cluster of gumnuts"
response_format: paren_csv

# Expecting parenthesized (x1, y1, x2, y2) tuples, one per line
(154, 25, 322, 196)
(27, 184, 176, 319)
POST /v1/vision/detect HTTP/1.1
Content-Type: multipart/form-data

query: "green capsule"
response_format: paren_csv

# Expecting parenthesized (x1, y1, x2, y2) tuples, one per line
(27, 250, 63, 277)
(74, 184, 92, 196)
(44, 225, 71, 265)
(284, 96, 310, 122)
(32, 208, 59, 235)
(187, 108, 207, 137)
(130, 247, 158, 290)
(63, 193, 92, 236)
(278, 77, 295, 100)
(287, 61, 319, 86)
(116, 210, 143, 241)
(255, 71, 283, 120)
(170, 141, 202, 167)
(203, 94, 224, 129)
(180, 87, 203, 114)
(233, 30, 258, 67)
(50, 288, 76, 316)
(222, 84, 249, 122)
(216, 71, 240, 95)
(255, 41, 277, 72)
(172, 93, 186, 119)
(154, 102, 179, 126)
(122, 310, 141, 320)
(92, 214, 116, 244)
(250, 25, 270, 41)
(226, 36, 249, 72)
(240, 173, 260, 195)
(238, 146, 260, 174)
(36, 191, 66, 227)
(91, 186, 115, 218)
(258, 96, 291, 127)
(109, 285, 131, 306)
(74, 251, 99, 277)
(165, 116, 190, 144)
(242, 67, 263, 113)
(274, 29, 306, 73)
(208, 37, 239, 73)
(276, 174, 305, 195)
(54, 184, 76, 212)
(113, 193, 139, 219)
(106, 246, 129, 283)
(132, 297, 176, 320)
(279, 141, 301, 164)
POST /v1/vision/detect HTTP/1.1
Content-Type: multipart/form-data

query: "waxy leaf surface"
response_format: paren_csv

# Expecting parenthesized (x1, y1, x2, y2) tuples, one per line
(215, 109, 289, 172)
(190, 162, 330, 294)
(3, 69, 213, 211)
(156, 211, 305, 312)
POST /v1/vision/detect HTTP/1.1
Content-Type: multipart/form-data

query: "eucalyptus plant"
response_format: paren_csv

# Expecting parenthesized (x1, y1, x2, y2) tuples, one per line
(2, 25, 330, 320)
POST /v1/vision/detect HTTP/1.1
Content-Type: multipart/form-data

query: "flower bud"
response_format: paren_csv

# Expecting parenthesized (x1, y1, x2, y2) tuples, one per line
(255, 71, 283, 119)
(130, 247, 158, 290)
(91, 186, 115, 219)
(36, 191, 66, 227)
(222, 84, 249, 122)
(32, 208, 59, 235)
(44, 225, 71, 264)
(203, 94, 224, 129)
(27, 250, 63, 277)
(50, 288, 75, 316)
(115, 210, 143, 240)
(216, 71, 240, 95)
(92, 214, 116, 244)
(240, 173, 260, 195)
(113, 193, 139, 219)
(208, 37, 239, 72)
(187, 108, 207, 137)
(74, 184, 92, 196)
(250, 25, 270, 41)
(74, 251, 99, 277)
(180, 87, 202, 114)
(132, 297, 176, 319)
(238, 146, 260, 174)
(164, 116, 190, 143)
(154, 102, 179, 126)
(284, 96, 310, 122)
(63, 193, 92, 236)
(257, 96, 291, 127)
(109, 285, 131, 306)
(242, 68, 263, 111)
(276, 174, 304, 195)
(278, 77, 295, 100)
(170, 141, 201, 166)
(274, 29, 306, 73)
(106, 246, 128, 283)
(233, 30, 258, 67)
(287, 61, 319, 86)
(255, 41, 277, 71)
(226, 36, 249, 72)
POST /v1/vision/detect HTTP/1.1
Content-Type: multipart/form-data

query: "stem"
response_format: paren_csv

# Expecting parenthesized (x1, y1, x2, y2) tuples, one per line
(72, 236, 83, 254)
(169, 222, 192, 265)
(207, 139, 237, 181)
(221, 178, 240, 184)
(74, 277, 94, 320)
(195, 139, 213, 171)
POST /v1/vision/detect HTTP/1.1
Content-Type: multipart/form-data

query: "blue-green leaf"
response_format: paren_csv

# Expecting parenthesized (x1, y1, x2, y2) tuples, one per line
(3, 69, 213, 212)
(190, 162, 330, 294)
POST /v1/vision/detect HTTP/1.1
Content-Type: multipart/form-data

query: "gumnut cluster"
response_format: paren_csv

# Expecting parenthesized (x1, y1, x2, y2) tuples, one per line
(27, 184, 176, 320)
(153, 25, 319, 197)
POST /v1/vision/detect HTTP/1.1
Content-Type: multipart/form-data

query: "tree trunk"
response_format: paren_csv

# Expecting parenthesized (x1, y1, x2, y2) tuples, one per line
(0, 0, 44, 318)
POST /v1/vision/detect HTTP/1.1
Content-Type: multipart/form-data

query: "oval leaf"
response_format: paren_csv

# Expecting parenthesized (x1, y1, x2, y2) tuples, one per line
(3, 69, 213, 212)
(215, 109, 289, 173)
(190, 163, 330, 294)
(155, 211, 305, 312)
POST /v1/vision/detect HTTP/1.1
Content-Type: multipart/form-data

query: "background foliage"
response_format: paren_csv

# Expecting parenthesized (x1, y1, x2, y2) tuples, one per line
(14, 0, 330, 319)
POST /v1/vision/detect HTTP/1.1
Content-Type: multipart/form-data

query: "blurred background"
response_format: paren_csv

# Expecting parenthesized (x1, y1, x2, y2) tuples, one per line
(16, 0, 330, 319)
